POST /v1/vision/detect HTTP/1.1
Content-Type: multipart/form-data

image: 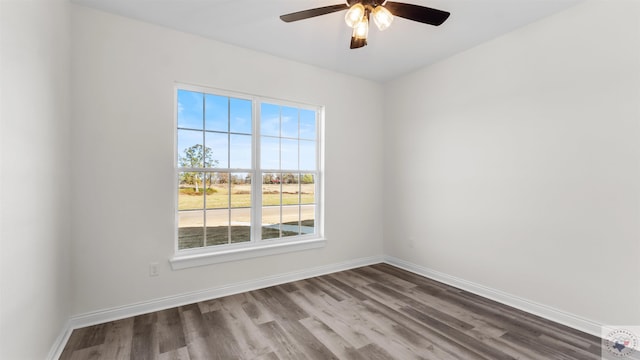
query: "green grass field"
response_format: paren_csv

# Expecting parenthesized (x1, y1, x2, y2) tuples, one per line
(178, 184, 314, 210)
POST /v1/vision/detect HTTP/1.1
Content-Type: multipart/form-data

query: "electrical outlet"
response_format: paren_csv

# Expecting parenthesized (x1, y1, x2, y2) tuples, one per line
(149, 263, 159, 277)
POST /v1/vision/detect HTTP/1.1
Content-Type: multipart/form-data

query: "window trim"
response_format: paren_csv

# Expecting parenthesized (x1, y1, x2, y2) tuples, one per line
(171, 83, 325, 269)
(169, 237, 326, 269)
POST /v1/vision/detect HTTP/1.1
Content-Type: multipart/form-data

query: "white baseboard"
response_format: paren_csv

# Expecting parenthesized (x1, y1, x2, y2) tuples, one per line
(383, 255, 603, 337)
(66, 255, 383, 331)
(49, 254, 605, 359)
(46, 320, 73, 360)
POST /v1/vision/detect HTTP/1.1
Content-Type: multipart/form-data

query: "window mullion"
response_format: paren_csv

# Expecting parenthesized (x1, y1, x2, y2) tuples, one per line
(202, 94, 207, 247)
(253, 98, 261, 243)
(297, 109, 301, 235)
(227, 97, 231, 245)
(227, 179, 231, 245)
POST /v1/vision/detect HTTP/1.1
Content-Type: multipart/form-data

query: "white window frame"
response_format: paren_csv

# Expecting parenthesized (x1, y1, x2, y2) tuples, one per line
(170, 83, 325, 270)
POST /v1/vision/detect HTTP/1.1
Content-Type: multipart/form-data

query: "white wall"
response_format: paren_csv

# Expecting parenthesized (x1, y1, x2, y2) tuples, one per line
(70, 5, 385, 315)
(4, 2, 635, 355)
(0, 0, 72, 359)
(384, 0, 640, 325)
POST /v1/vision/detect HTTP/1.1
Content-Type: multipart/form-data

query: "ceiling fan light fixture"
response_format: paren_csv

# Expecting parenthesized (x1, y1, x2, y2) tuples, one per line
(280, 1, 450, 50)
(344, 3, 365, 28)
(352, 15, 369, 40)
(372, 5, 393, 31)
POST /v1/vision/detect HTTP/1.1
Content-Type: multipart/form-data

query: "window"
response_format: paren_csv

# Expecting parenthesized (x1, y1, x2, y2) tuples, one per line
(174, 85, 323, 264)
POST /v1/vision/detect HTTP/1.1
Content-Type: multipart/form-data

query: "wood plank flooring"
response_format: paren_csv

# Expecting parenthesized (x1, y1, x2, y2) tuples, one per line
(59, 264, 630, 360)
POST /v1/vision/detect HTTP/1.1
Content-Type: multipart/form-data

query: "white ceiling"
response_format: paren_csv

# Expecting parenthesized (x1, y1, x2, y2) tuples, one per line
(71, 0, 582, 82)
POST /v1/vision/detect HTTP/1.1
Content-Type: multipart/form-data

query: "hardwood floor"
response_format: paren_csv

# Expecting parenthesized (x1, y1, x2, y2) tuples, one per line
(59, 264, 627, 359)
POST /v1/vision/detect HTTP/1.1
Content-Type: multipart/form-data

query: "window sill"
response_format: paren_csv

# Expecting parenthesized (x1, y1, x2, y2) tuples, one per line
(169, 237, 326, 270)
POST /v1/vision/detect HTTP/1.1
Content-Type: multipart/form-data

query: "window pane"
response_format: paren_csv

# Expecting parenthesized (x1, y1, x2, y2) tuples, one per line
(205, 172, 228, 209)
(262, 173, 280, 206)
(177, 90, 203, 130)
(300, 174, 315, 204)
(205, 209, 229, 246)
(299, 109, 316, 140)
(261, 103, 280, 137)
(178, 172, 204, 210)
(281, 173, 299, 205)
(299, 140, 316, 171)
(205, 94, 228, 132)
(261, 136, 279, 170)
(281, 139, 298, 170)
(230, 134, 251, 169)
(261, 206, 280, 240)
(231, 172, 251, 208)
(230, 98, 252, 134)
(282, 205, 300, 238)
(281, 106, 298, 138)
(230, 208, 251, 243)
(177, 130, 202, 167)
(301, 205, 315, 235)
(205, 132, 228, 168)
(178, 210, 204, 249)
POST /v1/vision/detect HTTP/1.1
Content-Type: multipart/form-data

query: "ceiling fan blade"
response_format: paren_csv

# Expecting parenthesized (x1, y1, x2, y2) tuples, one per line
(384, 2, 450, 26)
(350, 36, 367, 49)
(280, 4, 349, 23)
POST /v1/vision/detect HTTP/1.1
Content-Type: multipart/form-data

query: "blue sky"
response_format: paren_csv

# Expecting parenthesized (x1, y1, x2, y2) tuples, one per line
(177, 89, 317, 171)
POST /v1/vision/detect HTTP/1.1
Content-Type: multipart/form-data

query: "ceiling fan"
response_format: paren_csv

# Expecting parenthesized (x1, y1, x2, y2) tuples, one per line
(280, 0, 450, 49)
